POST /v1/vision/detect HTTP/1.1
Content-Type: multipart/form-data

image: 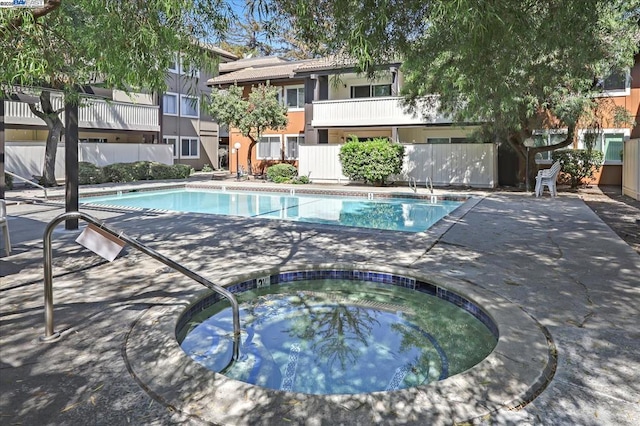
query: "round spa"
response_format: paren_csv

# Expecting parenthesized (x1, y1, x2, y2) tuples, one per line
(176, 269, 499, 395)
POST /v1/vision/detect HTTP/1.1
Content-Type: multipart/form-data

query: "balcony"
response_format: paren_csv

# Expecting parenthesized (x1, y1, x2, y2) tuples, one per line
(4, 97, 160, 132)
(311, 96, 452, 128)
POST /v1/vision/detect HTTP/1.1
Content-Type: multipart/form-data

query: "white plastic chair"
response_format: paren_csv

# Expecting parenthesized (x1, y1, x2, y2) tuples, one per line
(0, 199, 10, 256)
(535, 161, 562, 197)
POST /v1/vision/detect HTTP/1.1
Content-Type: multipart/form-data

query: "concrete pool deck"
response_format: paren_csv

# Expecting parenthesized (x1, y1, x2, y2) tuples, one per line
(1, 176, 639, 425)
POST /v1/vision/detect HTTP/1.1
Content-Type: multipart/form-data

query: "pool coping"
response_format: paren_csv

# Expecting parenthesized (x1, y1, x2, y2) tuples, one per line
(124, 264, 555, 425)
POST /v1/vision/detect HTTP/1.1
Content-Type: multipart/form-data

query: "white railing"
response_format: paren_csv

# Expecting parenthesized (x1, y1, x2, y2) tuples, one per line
(80, 98, 159, 131)
(4, 98, 159, 132)
(5, 142, 173, 181)
(623, 139, 639, 200)
(311, 97, 452, 127)
(298, 143, 497, 188)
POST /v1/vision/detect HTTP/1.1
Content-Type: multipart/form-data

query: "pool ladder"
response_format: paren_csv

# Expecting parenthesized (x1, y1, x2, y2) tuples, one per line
(408, 177, 434, 194)
(41, 212, 241, 361)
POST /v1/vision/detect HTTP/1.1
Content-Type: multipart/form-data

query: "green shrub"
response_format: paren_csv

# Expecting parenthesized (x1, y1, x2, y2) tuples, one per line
(172, 163, 194, 179)
(266, 163, 299, 183)
(131, 161, 152, 180)
(551, 149, 604, 188)
(291, 175, 310, 184)
(339, 136, 405, 185)
(102, 163, 136, 182)
(75, 161, 194, 185)
(78, 162, 104, 185)
(201, 163, 214, 172)
(148, 162, 176, 180)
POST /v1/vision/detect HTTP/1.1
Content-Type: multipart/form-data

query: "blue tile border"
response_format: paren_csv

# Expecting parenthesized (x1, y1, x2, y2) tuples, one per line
(178, 269, 499, 339)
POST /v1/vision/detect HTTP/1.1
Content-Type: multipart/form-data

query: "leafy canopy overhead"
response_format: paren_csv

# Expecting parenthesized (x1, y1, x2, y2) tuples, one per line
(0, 0, 231, 96)
(268, 0, 639, 133)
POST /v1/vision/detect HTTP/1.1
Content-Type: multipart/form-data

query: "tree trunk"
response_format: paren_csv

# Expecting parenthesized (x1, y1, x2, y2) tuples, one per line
(247, 136, 257, 175)
(507, 123, 575, 192)
(28, 90, 65, 187)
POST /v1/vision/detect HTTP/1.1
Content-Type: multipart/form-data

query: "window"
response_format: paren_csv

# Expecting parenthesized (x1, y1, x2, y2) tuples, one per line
(351, 85, 370, 98)
(257, 135, 281, 159)
(285, 135, 304, 160)
(163, 93, 178, 115)
(346, 136, 388, 142)
(595, 70, 630, 96)
(180, 137, 199, 159)
(601, 133, 625, 162)
(79, 138, 107, 143)
(351, 84, 392, 98)
(163, 136, 178, 158)
(285, 86, 305, 109)
(426, 137, 475, 144)
(372, 84, 391, 97)
(579, 130, 627, 163)
(451, 137, 472, 144)
(427, 137, 450, 144)
(533, 131, 567, 161)
(168, 54, 179, 73)
(180, 95, 199, 118)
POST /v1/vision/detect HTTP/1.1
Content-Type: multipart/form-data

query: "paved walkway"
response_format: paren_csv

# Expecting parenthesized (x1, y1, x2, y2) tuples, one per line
(1, 176, 639, 425)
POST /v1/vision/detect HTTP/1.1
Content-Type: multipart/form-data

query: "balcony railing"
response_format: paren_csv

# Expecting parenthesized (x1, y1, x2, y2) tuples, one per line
(311, 96, 452, 127)
(4, 97, 160, 132)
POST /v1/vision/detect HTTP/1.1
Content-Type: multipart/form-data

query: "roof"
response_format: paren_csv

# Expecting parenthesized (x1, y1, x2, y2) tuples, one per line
(196, 42, 239, 61)
(294, 55, 402, 75)
(219, 56, 290, 73)
(209, 59, 315, 86)
(208, 55, 403, 86)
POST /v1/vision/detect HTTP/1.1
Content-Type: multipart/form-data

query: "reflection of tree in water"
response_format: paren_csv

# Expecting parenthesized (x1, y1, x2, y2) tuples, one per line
(339, 202, 405, 231)
(285, 301, 380, 370)
(390, 322, 444, 383)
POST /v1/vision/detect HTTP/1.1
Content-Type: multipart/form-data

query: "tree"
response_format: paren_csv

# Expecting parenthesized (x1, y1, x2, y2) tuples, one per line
(266, 0, 640, 188)
(1, 0, 230, 186)
(205, 84, 288, 174)
(220, 5, 317, 60)
(220, 9, 275, 58)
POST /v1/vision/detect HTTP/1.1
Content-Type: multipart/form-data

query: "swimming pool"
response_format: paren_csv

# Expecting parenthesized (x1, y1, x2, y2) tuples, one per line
(80, 188, 464, 232)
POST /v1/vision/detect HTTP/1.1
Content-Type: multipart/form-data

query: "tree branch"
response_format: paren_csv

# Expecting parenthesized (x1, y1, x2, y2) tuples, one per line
(2, 0, 61, 35)
(27, 102, 47, 122)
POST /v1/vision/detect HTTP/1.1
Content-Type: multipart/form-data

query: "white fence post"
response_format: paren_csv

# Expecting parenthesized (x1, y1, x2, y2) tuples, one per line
(622, 139, 640, 200)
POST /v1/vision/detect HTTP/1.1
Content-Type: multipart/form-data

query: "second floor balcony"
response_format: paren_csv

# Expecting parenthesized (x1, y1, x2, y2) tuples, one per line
(5, 97, 160, 132)
(311, 96, 453, 128)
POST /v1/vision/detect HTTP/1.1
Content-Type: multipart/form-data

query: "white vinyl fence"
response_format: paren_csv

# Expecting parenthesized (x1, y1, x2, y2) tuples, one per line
(623, 139, 639, 200)
(6, 142, 173, 181)
(298, 143, 498, 188)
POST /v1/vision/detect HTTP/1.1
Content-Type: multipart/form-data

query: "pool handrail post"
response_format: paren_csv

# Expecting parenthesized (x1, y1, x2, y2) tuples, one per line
(41, 211, 241, 351)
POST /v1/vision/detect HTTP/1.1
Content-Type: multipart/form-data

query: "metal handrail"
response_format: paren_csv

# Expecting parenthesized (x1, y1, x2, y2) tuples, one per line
(426, 176, 434, 194)
(41, 211, 241, 360)
(6, 171, 48, 200)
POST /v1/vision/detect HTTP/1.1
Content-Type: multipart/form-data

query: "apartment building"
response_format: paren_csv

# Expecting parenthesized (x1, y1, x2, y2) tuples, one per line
(210, 54, 639, 187)
(529, 57, 638, 185)
(4, 44, 237, 180)
(161, 44, 237, 171)
(209, 56, 481, 177)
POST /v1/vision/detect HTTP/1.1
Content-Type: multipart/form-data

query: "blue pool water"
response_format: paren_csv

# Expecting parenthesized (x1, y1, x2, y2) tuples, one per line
(178, 279, 497, 395)
(81, 189, 463, 232)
